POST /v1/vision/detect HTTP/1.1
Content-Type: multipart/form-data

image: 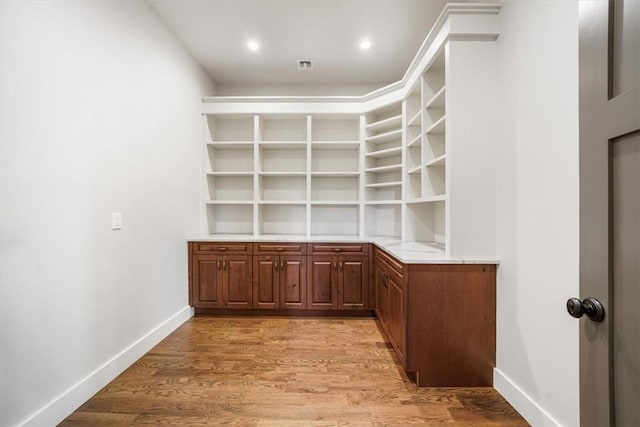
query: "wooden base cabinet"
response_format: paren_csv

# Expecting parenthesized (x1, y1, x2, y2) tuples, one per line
(253, 255, 306, 309)
(374, 247, 406, 364)
(374, 247, 496, 387)
(308, 243, 370, 310)
(189, 242, 253, 309)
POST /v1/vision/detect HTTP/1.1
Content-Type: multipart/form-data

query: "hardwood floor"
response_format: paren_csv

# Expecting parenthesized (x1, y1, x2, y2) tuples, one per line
(61, 317, 528, 426)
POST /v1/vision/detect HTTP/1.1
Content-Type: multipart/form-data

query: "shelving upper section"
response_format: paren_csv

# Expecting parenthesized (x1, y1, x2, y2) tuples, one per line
(200, 3, 500, 253)
(201, 3, 500, 113)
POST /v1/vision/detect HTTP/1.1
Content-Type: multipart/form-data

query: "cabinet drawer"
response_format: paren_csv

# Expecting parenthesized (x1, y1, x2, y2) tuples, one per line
(194, 242, 252, 255)
(376, 248, 404, 277)
(254, 242, 307, 255)
(310, 243, 368, 255)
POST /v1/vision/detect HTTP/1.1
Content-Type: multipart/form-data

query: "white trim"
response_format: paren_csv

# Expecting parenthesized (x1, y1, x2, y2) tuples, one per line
(20, 306, 194, 427)
(493, 368, 563, 427)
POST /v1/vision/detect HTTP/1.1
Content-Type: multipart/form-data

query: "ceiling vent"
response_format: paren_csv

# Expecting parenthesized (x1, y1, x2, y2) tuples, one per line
(297, 60, 313, 71)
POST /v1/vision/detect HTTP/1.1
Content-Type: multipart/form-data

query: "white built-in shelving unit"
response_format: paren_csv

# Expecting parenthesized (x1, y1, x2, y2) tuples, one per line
(201, 3, 500, 258)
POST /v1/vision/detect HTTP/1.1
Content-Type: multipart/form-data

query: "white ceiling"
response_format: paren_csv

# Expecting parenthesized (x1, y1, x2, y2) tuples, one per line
(147, 0, 453, 87)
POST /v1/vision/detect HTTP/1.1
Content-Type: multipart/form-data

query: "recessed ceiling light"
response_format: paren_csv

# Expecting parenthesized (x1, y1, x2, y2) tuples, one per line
(247, 40, 260, 51)
(359, 40, 372, 50)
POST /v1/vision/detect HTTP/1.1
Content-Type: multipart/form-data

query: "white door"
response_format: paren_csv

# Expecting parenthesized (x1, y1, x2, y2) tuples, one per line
(577, 0, 639, 425)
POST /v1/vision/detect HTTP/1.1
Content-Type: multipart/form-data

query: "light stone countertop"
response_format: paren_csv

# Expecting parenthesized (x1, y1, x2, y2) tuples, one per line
(187, 235, 499, 265)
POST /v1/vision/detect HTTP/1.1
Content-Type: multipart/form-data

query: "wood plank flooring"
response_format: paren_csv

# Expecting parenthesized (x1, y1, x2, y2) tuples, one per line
(61, 317, 528, 426)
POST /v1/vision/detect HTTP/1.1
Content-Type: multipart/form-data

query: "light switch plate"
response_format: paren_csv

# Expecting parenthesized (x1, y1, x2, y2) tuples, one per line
(111, 212, 122, 230)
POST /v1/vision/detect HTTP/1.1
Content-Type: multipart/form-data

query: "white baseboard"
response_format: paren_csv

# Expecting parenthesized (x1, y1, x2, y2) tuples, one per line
(493, 368, 562, 427)
(21, 305, 194, 427)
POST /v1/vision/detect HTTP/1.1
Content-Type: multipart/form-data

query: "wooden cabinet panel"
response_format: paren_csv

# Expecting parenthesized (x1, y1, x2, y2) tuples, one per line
(374, 247, 405, 364)
(195, 242, 252, 255)
(254, 243, 306, 255)
(375, 264, 388, 327)
(406, 264, 496, 386)
(308, 256, 336, 309)
(387, 273, 405, 362)
(253, 256, 279, 309)
(337, 256, 368, 309)
(192, 255, 222, 308)
(311, 243, 367, 255)
(281, 256, 306, 309)
(222, 256, 252, 309)
(253, 254, 307, 309)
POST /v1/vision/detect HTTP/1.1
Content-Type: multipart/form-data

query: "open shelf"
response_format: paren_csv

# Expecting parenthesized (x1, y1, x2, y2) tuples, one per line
(206, 171, 253, 177)
(207, 141, 254, 148)
(206, 204, 254, 235)
(407, 133, 422, 147)
(366, 114, 402, 133)
(366, 181, 402, 188)
(259, 141, 307, 149)
(426, 154, 446, 167)
(260, 146, 306, 173)
(207, 175, 253, 201)
(311, 146, 359, 173)
(311, 205, 359, 237)
(258, 171, 307, 176)
(311, 171, 359, 177)
(260, 116, 306, 141)
(311, 176, 359, 202)
(206, 115, 254, 143)
(207, 145, 254, 173)
(365, 128, 402, 144)
(311, 141, 359, 150)
(366, 146, 402, 159)
(311, 116, 359, 141)
(205, 200, 254, 205)
(425, 115, 446, 135)
(365, 164, 402, 173)
(426, 85, 446, 110)
(408, 110, 421, 127)
(406, 201, 446, 244)
(365, 204, 401, 239)
(259, 175, 306, 201)
(259, 204, 306, 235)
(407, 165, 422, 175)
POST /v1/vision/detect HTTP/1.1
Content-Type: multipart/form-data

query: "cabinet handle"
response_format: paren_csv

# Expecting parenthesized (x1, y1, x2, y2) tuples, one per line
(339, 261, 343, 270)
(224, 259, 228, 270)
(383, 273, 389, 288)
(218, 247, 228, 251)
(217, 259, 221, 270)
(277, 247, 284, 252)
(280, 260, 284, 270)
(333, 261, 337, 269)
(332, 248, 341, 252)
(273, 260, 277, 268)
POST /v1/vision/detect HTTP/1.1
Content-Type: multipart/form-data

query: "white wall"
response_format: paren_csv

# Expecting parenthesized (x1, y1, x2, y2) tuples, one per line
(0, 2, 215, 425)
(494, 1, 580, 426)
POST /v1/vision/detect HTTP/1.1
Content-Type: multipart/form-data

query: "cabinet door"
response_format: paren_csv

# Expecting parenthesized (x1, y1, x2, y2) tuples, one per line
(253, 256, 279, 309)
(375, 264, 389, 327)
(337, 255, 368, 309)
(387, 272, 405, 362)
(192, 255, 223, 308)
(280, 256, 306, 309)
(222, 256, 252, 309)
(307, 256, 336, 309)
